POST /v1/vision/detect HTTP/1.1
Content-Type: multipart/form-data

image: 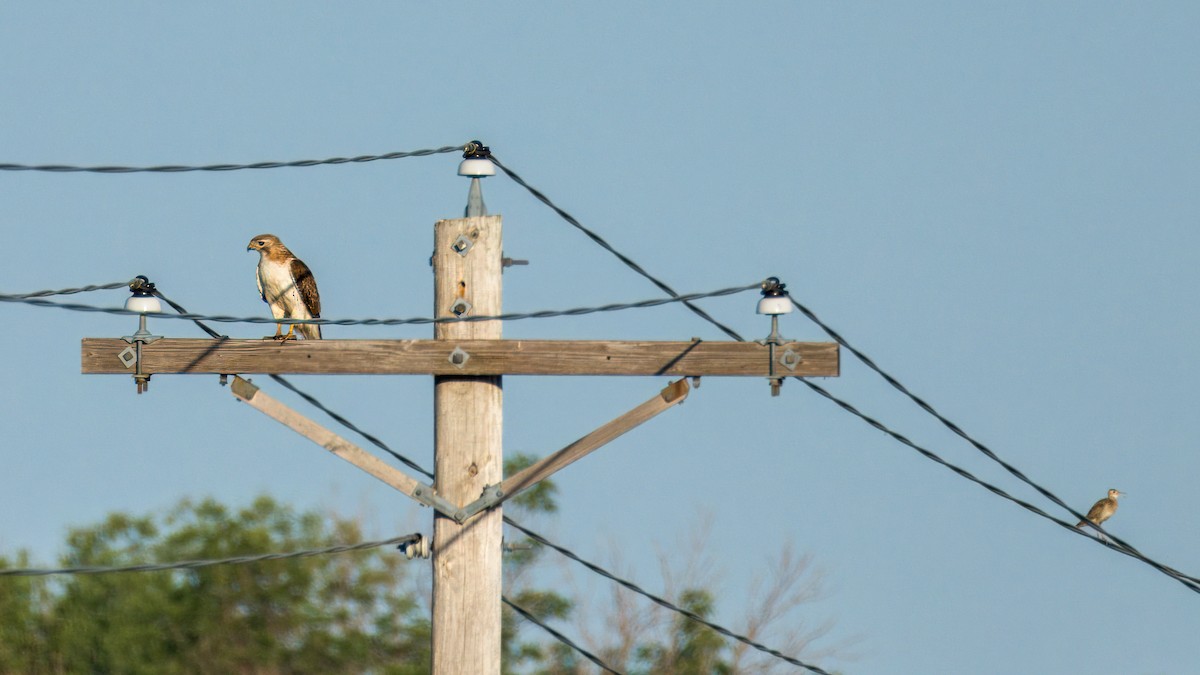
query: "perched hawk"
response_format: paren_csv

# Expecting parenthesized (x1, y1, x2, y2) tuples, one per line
(247, 234, 322, 340)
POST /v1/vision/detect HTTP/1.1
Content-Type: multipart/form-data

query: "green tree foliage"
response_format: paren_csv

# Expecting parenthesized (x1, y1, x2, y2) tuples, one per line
(1, 496, 429, 674)
(631, 590, 730, 675)
(0, 458, 836, 674)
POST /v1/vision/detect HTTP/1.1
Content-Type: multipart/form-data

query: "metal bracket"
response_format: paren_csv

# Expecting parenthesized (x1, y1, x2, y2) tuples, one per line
(448, 346, 470, 369)
(457, 484, 504, 523)
(117, 346, 138, 368)
(449, 298, 473, 317)
(451, 234, 474, 256)
(779, 348, 802, 371)
(411, 483, 459, 518)
(120, 314, 163, 394)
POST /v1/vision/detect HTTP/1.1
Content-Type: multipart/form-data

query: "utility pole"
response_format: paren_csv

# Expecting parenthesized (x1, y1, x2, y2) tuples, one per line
(427, 146, 505, 673)
(81, 142, 840, 674)
(431, 206, 503, 671)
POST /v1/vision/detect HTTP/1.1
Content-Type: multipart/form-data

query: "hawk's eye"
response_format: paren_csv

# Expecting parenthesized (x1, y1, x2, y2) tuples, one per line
(256, 240, 265, 246)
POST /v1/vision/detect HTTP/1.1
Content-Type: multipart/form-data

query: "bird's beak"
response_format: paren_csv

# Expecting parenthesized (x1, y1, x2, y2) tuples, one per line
(246, 245, 254, 251)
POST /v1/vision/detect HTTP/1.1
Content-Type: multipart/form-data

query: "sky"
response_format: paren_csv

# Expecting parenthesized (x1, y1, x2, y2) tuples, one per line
(1, 2, 1198, 673)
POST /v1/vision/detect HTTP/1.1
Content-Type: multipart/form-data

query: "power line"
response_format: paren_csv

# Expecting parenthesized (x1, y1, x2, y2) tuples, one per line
(6, 280, 133, 299)
(216, 346, 828, 672)
(0, 282, 759, 328)
(268, 372, 435, 479)
(788, 298, 1112, 525)
(503, 595, 624, 674)
(0, 145, 465, 173)
(152, 289, 438, 478)
(0, 534, 419, 577)
(798, 377, 1200, 594)
(232, 377, 821, 672)
(786, 297, 1200, 589)
(490, 155, 745, 342)
(503, 517, 835, 675)
(238, 363, 828, 671)
(497, 158, 1200, 597)
(144, 282, 836, 673)
(7, 282, 605, 670)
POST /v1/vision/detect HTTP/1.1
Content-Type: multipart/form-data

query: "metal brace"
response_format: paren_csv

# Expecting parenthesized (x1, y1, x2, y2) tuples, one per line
(411, 483, 459, 518)
(455, 484, 504, 523)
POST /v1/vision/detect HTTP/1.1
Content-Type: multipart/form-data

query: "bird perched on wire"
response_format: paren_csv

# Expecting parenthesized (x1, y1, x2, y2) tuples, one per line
(1076, 488, 1124, 529)
(247, 234, 322, 340)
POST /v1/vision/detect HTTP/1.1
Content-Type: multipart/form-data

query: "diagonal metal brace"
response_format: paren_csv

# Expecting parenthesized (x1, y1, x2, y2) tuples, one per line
(228, 376, 459, 519)
(457, 378, 691, 522)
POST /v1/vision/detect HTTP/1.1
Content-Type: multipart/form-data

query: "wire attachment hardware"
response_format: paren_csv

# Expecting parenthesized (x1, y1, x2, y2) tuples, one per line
(398, 533, 431, 560)
(460, 140, 494, 217)
(120, 276, 163, 394)
(756, 277, 794, 397)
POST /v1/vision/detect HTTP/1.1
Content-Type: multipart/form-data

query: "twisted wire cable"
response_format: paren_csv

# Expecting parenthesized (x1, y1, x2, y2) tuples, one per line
(6, 280, 132, 299)
(797, 378, 1200, 594)
(267, 372, 435, 480)
(503, 595, 624, 674)
(145, 299, 614, 671)
(494, 155, 1200, 596)
(0, 145, 465, 173)
(154, 290, 433, 477)
(0, 282, 759, 327)
(0, 534, 419, 577)
(490, 155, 744, 342)
(787, 298, 1200, 590)
(202, 341, 827, 672)
(503, 517, 835, 675)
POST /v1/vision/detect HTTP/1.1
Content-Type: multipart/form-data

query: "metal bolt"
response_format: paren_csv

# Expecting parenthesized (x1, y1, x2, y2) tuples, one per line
(452, 235, 474, 256)
(779, 349, 801, 370)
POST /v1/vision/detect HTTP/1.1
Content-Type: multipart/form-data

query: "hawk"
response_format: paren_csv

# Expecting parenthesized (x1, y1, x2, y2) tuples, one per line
(247, 234, 322, 340)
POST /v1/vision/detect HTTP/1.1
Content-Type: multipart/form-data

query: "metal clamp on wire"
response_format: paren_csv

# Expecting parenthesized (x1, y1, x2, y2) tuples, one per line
(118, 276, 163, 394)
(756, 277, 794, 397)
(398, 533, 431, 560)
(459, 140, 494, 218)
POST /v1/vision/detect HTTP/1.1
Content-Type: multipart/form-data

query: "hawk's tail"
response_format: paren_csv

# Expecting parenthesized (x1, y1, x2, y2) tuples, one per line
(299, 323, 322, 340)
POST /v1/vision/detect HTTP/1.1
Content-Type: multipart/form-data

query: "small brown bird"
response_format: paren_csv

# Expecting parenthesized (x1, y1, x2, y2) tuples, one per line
(247, 234, 322, 341)
(1076, 488, 1124, 529)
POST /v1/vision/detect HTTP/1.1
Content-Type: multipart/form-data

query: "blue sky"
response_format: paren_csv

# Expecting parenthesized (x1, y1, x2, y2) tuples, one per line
(2, 3, 1198, 673)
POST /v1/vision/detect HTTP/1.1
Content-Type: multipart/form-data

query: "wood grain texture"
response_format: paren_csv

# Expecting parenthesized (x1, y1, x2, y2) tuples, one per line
(496, 379, 689, 506)
(432, 216, 504, 675)
(228, 376, 433, 506)
(81, 338, 839, 377)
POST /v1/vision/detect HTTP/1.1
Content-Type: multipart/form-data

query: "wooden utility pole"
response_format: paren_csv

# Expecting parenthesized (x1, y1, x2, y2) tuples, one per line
(431, 214, 504, 674)
(80, 150, 840, 674)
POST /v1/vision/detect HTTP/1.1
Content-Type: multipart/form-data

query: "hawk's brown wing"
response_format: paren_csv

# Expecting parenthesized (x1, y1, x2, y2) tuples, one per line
(290, 258, 321, 317)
